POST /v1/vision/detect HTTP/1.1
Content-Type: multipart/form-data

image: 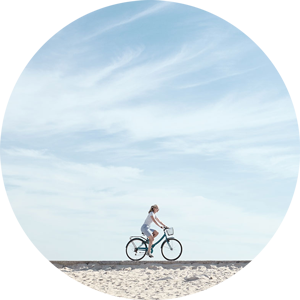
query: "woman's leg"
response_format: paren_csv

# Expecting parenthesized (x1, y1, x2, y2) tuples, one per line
(148, 231, 159, 254)
(148, 235, 154, 254)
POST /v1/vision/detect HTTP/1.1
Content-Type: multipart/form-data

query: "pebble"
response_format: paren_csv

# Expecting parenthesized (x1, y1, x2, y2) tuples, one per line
(184, 276, 200, 282)
(156, 276, 173, 281)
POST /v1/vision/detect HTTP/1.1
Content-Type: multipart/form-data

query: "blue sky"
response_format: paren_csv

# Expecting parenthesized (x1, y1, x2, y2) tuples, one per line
(1, 0, 299, 261)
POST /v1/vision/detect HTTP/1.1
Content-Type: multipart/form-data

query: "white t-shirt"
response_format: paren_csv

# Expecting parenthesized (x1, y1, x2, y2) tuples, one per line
(144, 212, 156, 226)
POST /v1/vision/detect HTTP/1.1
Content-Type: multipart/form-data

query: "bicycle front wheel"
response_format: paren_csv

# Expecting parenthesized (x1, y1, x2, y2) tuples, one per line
(161, 238, 183, 261)
(126, 238, 147, 261)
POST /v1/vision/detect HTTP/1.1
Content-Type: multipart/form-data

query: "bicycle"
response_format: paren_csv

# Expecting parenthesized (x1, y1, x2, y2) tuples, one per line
(125, 227, 183, 261)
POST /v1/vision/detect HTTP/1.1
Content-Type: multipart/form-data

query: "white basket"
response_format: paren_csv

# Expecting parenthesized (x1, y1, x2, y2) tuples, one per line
(166, 227, 174, 236)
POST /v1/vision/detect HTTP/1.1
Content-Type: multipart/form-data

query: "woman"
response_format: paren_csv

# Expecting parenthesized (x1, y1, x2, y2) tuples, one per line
(141, 204, 167, 258)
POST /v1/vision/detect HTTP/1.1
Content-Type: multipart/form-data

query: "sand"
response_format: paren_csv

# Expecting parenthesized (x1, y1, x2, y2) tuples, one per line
(52, 261, 249, 299)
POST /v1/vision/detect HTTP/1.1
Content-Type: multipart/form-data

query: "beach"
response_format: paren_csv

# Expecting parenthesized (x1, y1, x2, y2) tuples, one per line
(52, 261, 250, 299)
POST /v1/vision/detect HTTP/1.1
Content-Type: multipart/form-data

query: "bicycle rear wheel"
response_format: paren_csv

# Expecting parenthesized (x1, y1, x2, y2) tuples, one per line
(126, 238, 147, 261)
(161, 238, 182, 261)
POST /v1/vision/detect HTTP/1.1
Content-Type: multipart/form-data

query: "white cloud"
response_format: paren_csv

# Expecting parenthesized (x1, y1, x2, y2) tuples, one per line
(7, 64, 295, 178)
(232, 146, 299, 179)
(99, 94, 296, 140)
(157, 124, 299, 179)
(4, 64, 298, 179)
(2, 148, 143, 210)
(2, 148, 52, 159)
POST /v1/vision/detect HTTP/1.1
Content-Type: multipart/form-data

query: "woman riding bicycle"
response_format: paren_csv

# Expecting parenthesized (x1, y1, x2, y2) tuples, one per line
(141, 204, 167, 258)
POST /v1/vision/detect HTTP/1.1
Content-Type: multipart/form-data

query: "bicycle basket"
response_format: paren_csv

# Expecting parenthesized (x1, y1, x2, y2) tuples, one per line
(166, 227, 174, 236)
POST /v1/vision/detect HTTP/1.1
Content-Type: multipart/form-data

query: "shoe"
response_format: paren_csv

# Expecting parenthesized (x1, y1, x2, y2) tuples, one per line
(146, 252, 154, 258)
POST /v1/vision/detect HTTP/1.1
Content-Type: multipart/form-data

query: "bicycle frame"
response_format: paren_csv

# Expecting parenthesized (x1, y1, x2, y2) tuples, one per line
(133, 231, 173, 253)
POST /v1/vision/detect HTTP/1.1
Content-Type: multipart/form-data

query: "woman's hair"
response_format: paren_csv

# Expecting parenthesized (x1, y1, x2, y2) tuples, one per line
(148, 204, 159, 213)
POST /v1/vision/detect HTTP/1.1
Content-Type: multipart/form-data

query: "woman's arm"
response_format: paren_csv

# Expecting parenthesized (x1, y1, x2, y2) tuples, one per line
(155, 217, 166, 228)
(151, 216, 164, 228)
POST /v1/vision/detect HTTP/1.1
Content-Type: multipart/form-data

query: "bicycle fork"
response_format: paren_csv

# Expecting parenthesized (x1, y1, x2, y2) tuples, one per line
(166, 240, 173, 250)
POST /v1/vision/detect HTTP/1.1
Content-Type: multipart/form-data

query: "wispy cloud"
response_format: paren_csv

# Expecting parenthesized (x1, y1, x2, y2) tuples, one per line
(95, 94, 296, 140)
(83, 1, 171, 41)
(232, 146, 299, 179)
(3, 37, 273, 137)
(2, 147, 143, 201)
(78, 46, 145, 88)
(177, 65, 264, 89)
(2, 148, 52, 159)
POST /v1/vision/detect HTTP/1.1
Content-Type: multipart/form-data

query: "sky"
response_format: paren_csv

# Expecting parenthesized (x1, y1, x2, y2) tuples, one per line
(0, 0, 299, 261)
